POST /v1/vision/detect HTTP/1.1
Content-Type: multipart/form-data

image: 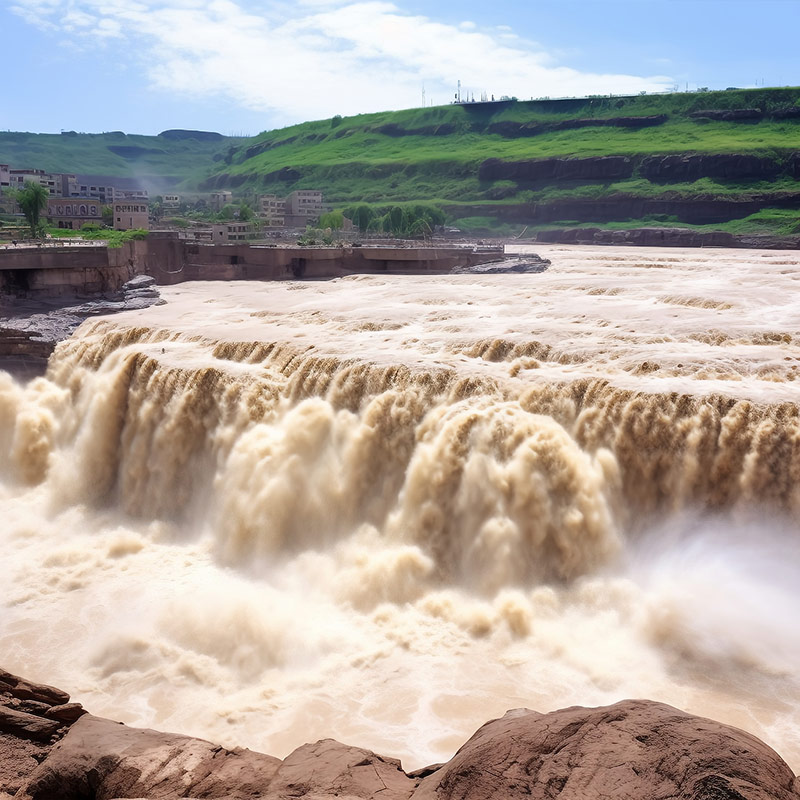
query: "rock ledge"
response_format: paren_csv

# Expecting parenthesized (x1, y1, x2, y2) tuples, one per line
(1, 668, 797, 800)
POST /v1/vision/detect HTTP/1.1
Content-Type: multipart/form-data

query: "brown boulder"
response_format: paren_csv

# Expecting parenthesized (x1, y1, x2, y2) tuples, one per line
(411, 700, 800, 800)
(17, 714, 282, 800)
(0, 707, 61, 742)
(0, 669, 70, 706)
(264, 738, 416, 799)
(44, 703, 87, 724)
(0, 734, 49, 798)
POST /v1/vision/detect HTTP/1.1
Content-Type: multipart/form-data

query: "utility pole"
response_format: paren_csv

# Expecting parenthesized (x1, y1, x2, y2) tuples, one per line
(422, 83, 426, 108)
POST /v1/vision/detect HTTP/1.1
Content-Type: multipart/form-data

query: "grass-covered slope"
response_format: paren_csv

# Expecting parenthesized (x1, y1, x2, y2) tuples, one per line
(205, 88, 800, 233)
(0, 129, 242, 192)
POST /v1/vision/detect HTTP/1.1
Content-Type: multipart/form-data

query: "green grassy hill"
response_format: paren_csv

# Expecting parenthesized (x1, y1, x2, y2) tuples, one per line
(0, 129, 242, 192)
(204, 88, 800, 234)
(3, 89, 800, 235)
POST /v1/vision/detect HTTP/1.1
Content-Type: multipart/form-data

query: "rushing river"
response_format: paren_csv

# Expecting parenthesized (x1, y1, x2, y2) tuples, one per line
(1, 244, 799, 769)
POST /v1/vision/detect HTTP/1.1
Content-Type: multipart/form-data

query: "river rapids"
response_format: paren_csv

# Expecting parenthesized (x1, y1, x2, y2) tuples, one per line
(1, 244, 799, 769)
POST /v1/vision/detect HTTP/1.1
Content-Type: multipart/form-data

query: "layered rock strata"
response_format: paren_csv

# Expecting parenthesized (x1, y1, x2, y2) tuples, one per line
(0, 274, 162, 374)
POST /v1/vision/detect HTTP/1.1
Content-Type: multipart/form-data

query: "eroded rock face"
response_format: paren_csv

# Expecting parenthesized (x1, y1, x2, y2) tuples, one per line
(534, 226, 800, 249)
(16, 714, 281, 800)
(411, 701, 800, 800)
(0, 669, 79, 797)
(2, 667, 798, 800)
(265, 738, 416, 800)
(478, 156, 634, 182)
(639, 153, 781, 182)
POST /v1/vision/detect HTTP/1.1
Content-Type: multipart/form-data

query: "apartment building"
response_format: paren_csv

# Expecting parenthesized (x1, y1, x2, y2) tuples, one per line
(210, 191, 233, 212)
(0, 164, 9, 189)
(114, 188, 150, 202)
(47, 198, 103, 229)
(258, 194, 286, 226)
(163, 194, 180, 208)
(113, 200, 149, 230)
(8, 168, 61, 195)
(283, 190, 323, 227)
(210, 222, 258, 242)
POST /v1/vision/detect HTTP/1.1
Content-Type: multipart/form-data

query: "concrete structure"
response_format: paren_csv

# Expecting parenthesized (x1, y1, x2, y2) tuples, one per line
(1, 163, 151, 204)
(0, 235, 503, 297)
(163, 194, 180, 208)
(258, 195, 286, 226)
(210, 191, 233, 212)
(0, 166, 16, 214)
(140, 237, 504, 284)
(47, 198, 103, 229)
(114, 188, 149, 202)
(0, 242, 137, 297)
(67, 179, 115, 202)
(210, 222, 259, 242)
(283, 190, 323, 227)
(8, 169, 60, 195)
(113, 201, 149, 231)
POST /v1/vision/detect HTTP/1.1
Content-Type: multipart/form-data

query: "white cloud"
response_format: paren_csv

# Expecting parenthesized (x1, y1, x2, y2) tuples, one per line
(11, 0, 673, 125)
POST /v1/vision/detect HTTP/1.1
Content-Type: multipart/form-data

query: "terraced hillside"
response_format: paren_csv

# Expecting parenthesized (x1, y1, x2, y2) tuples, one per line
(0, 129, 242, 193)
(203, 88, 800, 235)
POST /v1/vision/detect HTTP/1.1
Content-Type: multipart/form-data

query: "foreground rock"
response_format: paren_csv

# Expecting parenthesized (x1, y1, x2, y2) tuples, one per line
(264, 739, 414, 799)
(2, 667, 798, 799)
(0, 669, 81, 797)
(18, 715, 281, 800)
(412, 701, 800, 800)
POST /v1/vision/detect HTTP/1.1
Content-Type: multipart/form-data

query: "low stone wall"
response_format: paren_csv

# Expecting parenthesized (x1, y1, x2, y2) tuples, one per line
(0, 244, 136, 296)
(0, 237, 503, 296)
(136, 236, 502, 285)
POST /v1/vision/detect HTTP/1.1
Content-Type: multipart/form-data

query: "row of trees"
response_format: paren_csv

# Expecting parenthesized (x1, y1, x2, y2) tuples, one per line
(330, 203, 445, 237)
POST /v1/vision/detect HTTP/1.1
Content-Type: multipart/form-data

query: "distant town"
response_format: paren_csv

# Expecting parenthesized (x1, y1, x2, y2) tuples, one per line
(0, 163, 330, 242)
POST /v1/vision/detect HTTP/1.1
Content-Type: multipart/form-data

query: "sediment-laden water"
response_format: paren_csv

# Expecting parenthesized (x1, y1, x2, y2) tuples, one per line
(1, 244, 799, 768)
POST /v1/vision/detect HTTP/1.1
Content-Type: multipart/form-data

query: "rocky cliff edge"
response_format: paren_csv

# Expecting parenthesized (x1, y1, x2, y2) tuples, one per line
(1, 667, 798, 800)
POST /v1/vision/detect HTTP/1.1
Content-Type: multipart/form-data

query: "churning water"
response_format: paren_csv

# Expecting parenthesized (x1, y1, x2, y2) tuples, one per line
(1, 244, 799, 769)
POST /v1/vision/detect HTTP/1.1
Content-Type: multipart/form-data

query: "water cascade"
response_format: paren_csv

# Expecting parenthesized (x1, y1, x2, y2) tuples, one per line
(2, 246, 798, 769)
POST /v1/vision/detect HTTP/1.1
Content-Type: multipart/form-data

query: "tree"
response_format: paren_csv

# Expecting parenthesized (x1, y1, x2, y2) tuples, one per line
(149, 199, 164, 223)
(319, 210, 344, 230)
(238, 202, 254, 221)
(349, 204, 374, 233)
(386, 205, 407, 235)
(14, 181, 49, 238)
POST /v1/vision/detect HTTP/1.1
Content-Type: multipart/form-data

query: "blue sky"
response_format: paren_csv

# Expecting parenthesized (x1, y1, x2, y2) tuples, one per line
(3, 0, 798, 136)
